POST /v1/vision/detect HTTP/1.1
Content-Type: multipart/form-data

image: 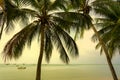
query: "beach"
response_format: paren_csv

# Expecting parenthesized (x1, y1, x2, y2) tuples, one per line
(0, 64, 120, 80)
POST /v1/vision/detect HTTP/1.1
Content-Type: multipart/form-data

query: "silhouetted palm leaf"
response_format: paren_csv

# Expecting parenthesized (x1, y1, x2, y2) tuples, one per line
(92, 1, 120, 59)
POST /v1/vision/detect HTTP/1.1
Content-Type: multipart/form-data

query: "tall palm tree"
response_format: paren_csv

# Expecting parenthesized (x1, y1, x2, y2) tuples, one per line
(70, 0, 118, 80)
(92, 0, 120, 61)
(2, 0, 79, 80)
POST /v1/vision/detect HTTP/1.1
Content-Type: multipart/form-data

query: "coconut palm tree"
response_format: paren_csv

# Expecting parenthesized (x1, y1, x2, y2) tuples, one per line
(69, 0, 118, 80)
(92, 0, 120, 61)
(2, 0, 79, 80)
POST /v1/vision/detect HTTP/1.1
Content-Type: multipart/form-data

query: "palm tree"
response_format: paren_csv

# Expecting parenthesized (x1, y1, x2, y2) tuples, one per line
(92, 1, 120, 62)
(2, 0, 79, 80)
(70, 0, 118, 80)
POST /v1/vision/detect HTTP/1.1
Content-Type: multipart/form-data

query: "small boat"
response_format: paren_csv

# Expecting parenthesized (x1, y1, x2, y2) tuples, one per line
(5, 63, 10, 65)
(17, 66, 26, 69)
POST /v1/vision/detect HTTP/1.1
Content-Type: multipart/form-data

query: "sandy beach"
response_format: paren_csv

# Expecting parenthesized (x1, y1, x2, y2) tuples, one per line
(0, 64, 120, 80)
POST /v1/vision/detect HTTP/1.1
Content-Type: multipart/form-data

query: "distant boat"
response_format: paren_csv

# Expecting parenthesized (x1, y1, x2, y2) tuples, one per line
(17, 66, 26, 69)
(5, 63, 10, 65)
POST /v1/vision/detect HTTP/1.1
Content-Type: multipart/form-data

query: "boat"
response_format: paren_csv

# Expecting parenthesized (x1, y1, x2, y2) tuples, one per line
(17, 66, 26, 69)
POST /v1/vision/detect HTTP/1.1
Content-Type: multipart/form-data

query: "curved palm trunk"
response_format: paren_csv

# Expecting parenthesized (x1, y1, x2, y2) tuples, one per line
(91, 24, 118, 80)
(0, 3, 5, 40)
(0, 15, 5, 40)
(36, 30, 44, 80)
(0, 23, 4, 39)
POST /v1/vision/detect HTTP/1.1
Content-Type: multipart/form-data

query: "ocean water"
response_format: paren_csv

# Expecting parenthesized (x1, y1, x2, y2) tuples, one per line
(0, 64, 120, 80)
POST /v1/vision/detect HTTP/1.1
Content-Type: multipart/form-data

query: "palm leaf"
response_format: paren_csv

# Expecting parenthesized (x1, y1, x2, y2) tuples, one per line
(3, 20, 39, 61)
(44, 28, 53, 62)
(52, 31, 70, 63)
(54, 25, 79, 57)
(49, 0, 67, 11)
(53, 12, 92, 30)
(4, 0, 39, 33)
(48, 22, 69, 63)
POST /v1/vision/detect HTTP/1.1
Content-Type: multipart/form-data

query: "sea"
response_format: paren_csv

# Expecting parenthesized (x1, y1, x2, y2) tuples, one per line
(0, 64, 120, 80)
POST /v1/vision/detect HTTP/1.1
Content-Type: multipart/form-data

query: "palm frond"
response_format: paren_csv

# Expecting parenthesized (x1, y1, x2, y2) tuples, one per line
(56, 26, 79, 57)
(92, 0, 112, 8)
(44, 28, 53, 62)
(4, 0, 29, 32)
(92, 0, 120, 21)
(70, 0, 81, 9)
(53, 12, 92, 30)
(26, 21, 40, 47)
(4, 0, 40, 33)
(11, 0, 30, 8)
(49, 22, 70, 63)
(22, 0, 40, 10)
(49, 0, 68, 11)
(51, 16, 79, 32)
(52, 33, 69, 63)
(3, 20, 39, 61)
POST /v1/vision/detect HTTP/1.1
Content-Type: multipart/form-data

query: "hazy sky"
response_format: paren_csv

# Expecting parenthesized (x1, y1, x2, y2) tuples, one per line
(0, 0, 119, 64)
(0, 28, 120, 64)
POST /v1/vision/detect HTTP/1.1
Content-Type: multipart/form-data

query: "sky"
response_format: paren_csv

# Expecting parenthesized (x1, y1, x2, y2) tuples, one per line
(0, 28, 120, 64)
(0, 0, 120, 64)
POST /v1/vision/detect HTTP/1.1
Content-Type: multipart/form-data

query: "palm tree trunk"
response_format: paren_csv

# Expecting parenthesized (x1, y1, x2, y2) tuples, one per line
(0, 16, 5, 40)
(0, 3, 6, 40)
(91, 24, 118, 80)
(0, 24, 4, 39)
(36, 30, 44, 80)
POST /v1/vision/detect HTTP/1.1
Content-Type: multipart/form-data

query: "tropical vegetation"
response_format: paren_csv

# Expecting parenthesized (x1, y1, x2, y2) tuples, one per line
(92, 0, 120, 59)
(0, 0, 120, 80)
(0, 0, 79, 80)
(69, 0, 119, 80)
(92, 1, 120, 80)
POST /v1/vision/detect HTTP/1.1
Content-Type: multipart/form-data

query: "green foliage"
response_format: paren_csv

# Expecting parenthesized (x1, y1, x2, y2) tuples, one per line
(2, 0, 79, 64)
(3, 21, 39, 60)
(92, 0, 120, 59)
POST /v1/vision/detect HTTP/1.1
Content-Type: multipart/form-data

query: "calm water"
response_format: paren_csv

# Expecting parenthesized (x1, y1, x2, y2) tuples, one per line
(0, 64, 120, 80)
